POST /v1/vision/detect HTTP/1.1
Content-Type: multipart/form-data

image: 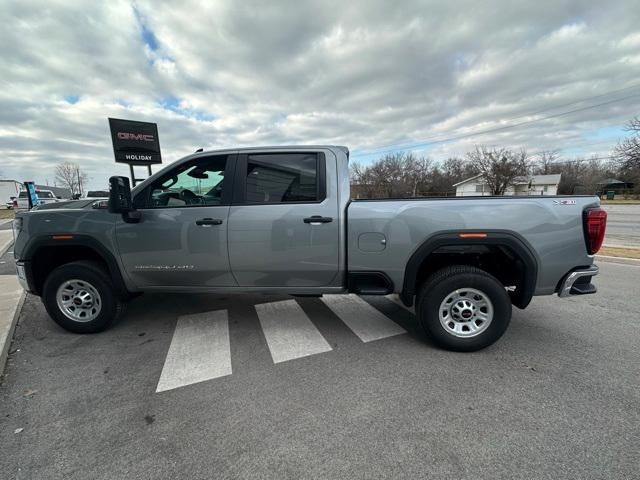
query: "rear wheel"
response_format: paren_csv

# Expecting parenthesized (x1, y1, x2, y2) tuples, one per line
(42, 261, 124, 333)
(416, 265, 511, 351)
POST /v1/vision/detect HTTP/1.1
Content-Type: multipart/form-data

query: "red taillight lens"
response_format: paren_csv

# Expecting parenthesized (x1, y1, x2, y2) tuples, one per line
(584, 208, 607, 254)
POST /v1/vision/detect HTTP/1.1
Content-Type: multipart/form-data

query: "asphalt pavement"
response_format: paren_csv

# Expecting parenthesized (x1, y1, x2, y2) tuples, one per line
(0, 240, 16, 276)
(602, 204, 640, 247)
(1, 262, 638, 479)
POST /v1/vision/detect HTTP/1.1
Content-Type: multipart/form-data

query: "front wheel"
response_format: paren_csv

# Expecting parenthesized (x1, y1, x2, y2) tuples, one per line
(42, 261, 124, 333)
(416, 265, 512, 351)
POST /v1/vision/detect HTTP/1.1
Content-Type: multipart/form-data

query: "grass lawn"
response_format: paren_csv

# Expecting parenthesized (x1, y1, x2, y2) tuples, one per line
(0, 209, 15, 220)
(600, 199, 640, 205)
(599, 246, 640, 259)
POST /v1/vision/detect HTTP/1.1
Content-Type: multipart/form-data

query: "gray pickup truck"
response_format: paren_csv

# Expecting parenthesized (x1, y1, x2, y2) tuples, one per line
(13, 146, 607, 351)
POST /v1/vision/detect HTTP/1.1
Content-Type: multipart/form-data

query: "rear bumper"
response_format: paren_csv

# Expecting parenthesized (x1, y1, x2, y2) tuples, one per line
(558, 265, 599, 298)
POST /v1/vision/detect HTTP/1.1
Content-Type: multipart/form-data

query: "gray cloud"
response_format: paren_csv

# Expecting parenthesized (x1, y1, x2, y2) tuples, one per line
(0, 0, 639, 188)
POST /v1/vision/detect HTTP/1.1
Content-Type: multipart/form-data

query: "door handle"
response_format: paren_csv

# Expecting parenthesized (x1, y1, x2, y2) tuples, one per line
(195, 218, 223, 226)
(303, 216, 333, 224)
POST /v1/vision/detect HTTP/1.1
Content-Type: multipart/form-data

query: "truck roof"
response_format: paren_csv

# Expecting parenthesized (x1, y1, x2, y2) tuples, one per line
(197, 145, 349, 157)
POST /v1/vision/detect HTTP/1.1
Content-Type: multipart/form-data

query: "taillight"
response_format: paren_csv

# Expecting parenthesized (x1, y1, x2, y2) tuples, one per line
(584, 208, 607, 255)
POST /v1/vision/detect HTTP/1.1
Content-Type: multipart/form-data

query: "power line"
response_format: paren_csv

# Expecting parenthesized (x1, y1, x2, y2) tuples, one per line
(354, 85, 640, 155)
(545, 155, 617, 165)
(352, 89, 640, 158)
(499, 137, 621, 158)
(354, 92, 640, 157)
(490, 82, 640, 124)
(366, 82, 640, 153)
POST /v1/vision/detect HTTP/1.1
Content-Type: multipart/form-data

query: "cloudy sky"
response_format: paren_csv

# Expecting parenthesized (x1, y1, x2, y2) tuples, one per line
(1, 0, 639, 189)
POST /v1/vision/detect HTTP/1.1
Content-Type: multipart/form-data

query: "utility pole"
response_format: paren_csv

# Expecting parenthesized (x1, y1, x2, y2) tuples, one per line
(77, 165, 82, 197)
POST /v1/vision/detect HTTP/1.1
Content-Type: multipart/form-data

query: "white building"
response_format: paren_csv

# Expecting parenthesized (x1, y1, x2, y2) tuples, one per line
(454, 174, 562, 196)
(0, 179, 22, 207)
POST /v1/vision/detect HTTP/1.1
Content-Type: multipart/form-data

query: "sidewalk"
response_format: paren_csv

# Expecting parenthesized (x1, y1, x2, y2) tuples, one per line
(596, 255, 640, 266)
(0, 274, 24, 375)
(0, 229, 24, 375)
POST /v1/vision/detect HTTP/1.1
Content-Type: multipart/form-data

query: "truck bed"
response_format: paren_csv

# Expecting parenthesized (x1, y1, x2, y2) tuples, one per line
(347, 195, 600, 296)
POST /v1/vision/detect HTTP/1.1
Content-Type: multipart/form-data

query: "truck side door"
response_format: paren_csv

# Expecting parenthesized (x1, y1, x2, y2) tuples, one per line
(115, 154, 237, 288)
(227, 150, 340, 287)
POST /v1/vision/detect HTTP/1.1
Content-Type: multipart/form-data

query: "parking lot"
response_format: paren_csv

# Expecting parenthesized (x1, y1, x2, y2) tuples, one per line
(0, 261, 637, 479)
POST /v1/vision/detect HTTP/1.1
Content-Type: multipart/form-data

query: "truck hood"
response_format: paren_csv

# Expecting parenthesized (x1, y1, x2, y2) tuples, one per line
(32, 199, 103, 211)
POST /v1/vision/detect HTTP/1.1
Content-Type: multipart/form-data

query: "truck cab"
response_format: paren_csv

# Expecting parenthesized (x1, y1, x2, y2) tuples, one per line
(117, 147, 347, 292)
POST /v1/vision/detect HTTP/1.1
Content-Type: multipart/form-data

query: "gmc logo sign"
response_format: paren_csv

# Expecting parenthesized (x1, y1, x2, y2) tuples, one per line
(109, 118, 162, 165)
(117, 132, 155, 142)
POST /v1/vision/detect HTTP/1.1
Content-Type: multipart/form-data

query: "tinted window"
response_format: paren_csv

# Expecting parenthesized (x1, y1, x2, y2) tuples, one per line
(245, 153, 319, 203)
(38, 191, 54, 198)
(146, 155, 228, 208)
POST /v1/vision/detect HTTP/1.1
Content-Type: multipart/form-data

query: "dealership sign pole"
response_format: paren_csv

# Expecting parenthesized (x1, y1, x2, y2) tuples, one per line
(23, 181, 38, 210)
(108, 118, 162, 186)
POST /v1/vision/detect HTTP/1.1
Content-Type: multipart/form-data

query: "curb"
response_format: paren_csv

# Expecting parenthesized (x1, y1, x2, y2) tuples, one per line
(595, 255, 640, 266)
(603, 243, 640, 250)
(0, 279, 25, 376)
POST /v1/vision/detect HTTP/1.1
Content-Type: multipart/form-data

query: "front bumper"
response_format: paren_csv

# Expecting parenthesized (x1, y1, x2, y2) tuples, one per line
(558, 265, 599, 298)
(15, 261, 35, 293)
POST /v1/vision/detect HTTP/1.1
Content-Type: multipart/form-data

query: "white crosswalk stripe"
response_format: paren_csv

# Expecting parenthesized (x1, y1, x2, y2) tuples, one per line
(321, 294, 407, 342)
(156, 310, 232, 392)
(255, 299, 332, 363)
(155, 296, 410, 392)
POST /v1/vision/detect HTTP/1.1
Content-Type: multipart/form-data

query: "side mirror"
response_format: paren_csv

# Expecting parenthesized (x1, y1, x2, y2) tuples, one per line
(109, 177, 134, 213)
(109, 176, 142, 223)
(108, 176, 133, 213)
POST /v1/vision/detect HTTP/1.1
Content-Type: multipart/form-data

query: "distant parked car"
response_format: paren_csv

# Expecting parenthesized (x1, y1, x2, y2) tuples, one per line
(15, 189, 60, 212)
(83, 190, 110, 199)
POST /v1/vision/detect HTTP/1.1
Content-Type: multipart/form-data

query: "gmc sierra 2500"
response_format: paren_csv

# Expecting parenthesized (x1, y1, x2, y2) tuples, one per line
(13, 146, 606, 351)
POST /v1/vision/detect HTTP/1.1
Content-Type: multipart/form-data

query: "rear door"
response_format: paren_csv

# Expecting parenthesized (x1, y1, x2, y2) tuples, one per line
(228, 150, 340, 287)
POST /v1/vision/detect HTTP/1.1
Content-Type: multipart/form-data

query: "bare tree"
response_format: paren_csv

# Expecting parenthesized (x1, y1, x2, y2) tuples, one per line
(613, 117, 640, 183)
(55, 162, 89, 197)
(404, 154, 432, 196)
(429, 157, 477, 195)
(466, 146, 529, 195)
(533, 150, 561, 175)
(350, 161, 378, 199)
(376, 153, 406, 197)
(349, 153, 435, 198)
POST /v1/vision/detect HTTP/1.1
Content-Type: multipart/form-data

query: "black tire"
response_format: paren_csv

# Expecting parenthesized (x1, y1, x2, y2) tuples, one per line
(42, 261, 124, 333)
(416, 265, 511, 352)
